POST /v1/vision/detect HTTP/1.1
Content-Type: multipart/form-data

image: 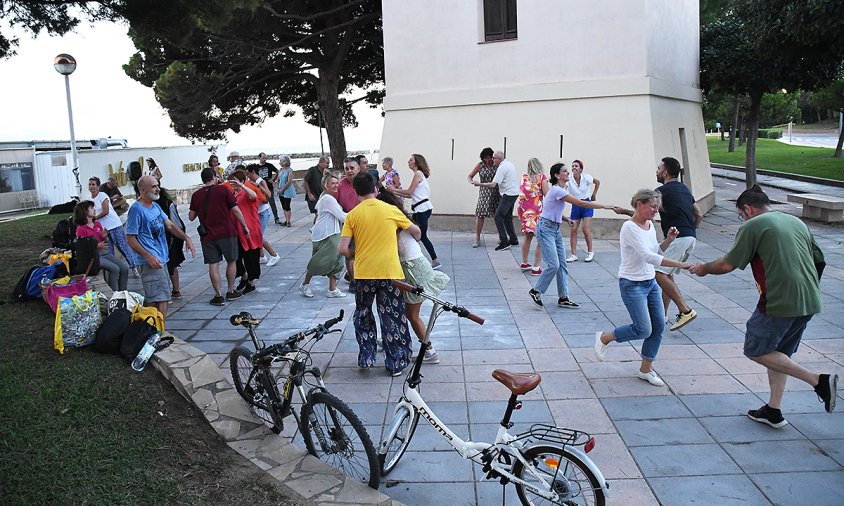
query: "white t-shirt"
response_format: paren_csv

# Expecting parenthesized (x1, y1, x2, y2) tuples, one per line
(311, 193, 346, 242)
(255, 177, 270, 214)
(617, 220, 664, 281)
(566, 173, 594, 200)
(397, 229, 423, 262)
(91, 192, 123, 230)
(410, 173, 433, 213)
(492, 159, 519, 197)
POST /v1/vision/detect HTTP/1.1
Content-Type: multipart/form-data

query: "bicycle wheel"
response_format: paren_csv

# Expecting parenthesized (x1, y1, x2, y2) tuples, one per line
(512, 444, 605, 506)
(229, 346, 284, 434)
(299, 391, 380, 489)
(379, 405, 420, 476)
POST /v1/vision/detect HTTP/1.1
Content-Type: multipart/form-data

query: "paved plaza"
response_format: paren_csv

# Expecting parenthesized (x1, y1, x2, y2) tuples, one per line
(155, 173, 843, 505)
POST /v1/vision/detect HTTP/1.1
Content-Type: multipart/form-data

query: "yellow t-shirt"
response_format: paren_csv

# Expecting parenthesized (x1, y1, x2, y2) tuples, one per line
(341, 199, 411, 279)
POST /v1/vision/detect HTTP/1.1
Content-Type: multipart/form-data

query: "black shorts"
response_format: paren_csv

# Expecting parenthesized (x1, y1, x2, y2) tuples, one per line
(306, 197, 317, 214)
(201, 236, 239, 264)
(280, 196, 292, 211)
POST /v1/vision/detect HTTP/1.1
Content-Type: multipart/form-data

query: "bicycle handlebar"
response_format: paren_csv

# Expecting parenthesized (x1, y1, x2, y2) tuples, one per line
(390, 280, 484, 325)
(237, 310, 345, 360)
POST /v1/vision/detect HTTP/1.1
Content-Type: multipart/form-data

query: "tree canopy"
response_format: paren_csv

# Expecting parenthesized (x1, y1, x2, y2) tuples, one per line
(121, 0, 384, 168)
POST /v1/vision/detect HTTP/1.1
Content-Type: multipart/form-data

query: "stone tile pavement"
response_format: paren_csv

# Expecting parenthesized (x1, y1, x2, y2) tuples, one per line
(152, 174, 844, 506)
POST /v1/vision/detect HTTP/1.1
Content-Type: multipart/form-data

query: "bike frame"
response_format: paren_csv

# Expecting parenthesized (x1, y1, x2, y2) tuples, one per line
(381, 297, 610, 500)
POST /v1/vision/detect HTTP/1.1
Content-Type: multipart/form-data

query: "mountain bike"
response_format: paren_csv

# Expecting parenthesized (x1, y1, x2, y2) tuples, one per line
(378, 280, 609, 505)
(229, 309, 380, 489)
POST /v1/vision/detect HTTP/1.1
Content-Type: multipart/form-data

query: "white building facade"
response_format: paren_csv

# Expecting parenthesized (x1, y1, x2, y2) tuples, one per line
(379, 0, 714, 231)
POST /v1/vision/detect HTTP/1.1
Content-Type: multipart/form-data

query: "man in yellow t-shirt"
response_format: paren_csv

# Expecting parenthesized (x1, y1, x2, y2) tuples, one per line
(340, 172, 421, 376)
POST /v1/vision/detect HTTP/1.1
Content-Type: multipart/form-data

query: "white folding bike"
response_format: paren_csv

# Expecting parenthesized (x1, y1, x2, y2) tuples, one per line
(378, 280, 609, 505)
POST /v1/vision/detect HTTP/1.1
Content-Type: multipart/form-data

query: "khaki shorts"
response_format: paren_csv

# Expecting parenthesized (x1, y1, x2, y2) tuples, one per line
(139, 263, 172, 303)
(655, 236, 695, 275)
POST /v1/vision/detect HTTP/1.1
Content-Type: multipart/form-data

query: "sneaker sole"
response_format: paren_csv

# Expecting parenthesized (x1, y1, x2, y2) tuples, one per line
(495, 245, 512, 251)
(827, 374, 838, 413)
(747, 412, 789, 428)
(558, 304, 580, 309)
(670, 312, 698, 331)
(594, 331, 606, 361)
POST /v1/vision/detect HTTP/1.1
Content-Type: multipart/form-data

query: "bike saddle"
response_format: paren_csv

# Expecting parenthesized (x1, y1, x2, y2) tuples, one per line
(491, 370, 542, 395)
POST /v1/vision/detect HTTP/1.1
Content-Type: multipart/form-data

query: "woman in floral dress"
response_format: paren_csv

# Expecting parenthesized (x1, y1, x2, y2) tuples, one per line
(517, 158, 547, 275)
(467, 147, 499, 248)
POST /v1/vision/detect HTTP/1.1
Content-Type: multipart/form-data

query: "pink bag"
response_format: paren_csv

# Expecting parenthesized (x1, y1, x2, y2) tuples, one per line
(45, 276, 90, 313)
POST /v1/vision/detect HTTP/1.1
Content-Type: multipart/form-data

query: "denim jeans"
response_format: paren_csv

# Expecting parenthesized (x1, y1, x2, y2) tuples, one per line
(494, 194, 519, 245)
(258, 208, 270, 234)
(614, 278, 665, 361)
(412, 209, 437, 260)
(534, 218, 569, 296)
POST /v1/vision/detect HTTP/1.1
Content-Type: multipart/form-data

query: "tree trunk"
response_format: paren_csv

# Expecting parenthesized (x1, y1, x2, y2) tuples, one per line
(739, 123, 746, 147)
(835, 114, 843, 158)
(744, 90, 763, 189)
(729, 97, 739, 152)
(317, 70, 347, 170)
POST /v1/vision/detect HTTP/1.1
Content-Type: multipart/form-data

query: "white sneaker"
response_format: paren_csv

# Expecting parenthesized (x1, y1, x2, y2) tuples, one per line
(299, 284, 314, 298)
(260, 255, 268, 264)
(326, 288, 346, 298)
(131, 267, 140, 278)
(594, 332, 607, 361)
(266, 254, 281, 267)
(585, 252, 594, 262)
(422, 348, 440, 364)
(637, 370, 665, 387)
(565, 254, 578, 263)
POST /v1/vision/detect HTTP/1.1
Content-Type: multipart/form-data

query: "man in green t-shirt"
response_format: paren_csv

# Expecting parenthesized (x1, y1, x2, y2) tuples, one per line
(690, 185, 837, 428)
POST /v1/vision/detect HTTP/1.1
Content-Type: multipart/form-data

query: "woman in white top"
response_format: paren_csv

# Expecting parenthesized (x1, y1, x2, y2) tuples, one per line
(146, 158, 164, 182)
(88, 177, 137, 271)
(387, 154, 441, 270)
(566, 159, 600, 263)
(377, 190, 449, 364)
(593, 189, 692, 387)
(300, 172, 347, 298)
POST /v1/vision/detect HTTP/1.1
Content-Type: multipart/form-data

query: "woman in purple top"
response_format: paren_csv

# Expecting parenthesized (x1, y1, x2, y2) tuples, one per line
(528, 162, 610, 308)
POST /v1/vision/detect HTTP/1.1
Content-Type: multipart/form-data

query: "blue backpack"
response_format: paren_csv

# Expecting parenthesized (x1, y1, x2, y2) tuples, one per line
(11, 263, 65, 301)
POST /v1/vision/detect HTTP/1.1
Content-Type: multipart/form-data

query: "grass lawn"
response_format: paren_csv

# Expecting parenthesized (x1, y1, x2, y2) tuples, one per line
(707, 137, 844, 180)
(0, 214, 299, 505)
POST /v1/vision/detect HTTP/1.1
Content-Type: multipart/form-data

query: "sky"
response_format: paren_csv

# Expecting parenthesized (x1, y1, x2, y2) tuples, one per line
(0, 20, 385, 155)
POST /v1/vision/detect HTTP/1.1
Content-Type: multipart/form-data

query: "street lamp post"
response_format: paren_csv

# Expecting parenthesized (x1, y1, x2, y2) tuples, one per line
(314, 103, 325, 157)
(54, 53, 82, 196)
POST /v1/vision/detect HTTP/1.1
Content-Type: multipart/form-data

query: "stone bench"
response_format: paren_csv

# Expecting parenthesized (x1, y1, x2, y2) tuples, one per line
(787, 193, 844, 223)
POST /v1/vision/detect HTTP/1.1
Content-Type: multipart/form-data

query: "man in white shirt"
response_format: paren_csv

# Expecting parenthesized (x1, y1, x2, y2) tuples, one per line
(475, 150, 520, 251)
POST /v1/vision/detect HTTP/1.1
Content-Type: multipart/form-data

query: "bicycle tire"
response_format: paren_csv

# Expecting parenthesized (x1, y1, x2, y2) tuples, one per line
(299, 391, 380, 489)
(229, 346, 284, 434)
(512, 444, 605, 506)
(379, 406, 420, 476)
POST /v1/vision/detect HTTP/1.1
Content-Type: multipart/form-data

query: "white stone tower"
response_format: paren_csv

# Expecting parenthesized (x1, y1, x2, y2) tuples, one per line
(379, 0, 713, 230)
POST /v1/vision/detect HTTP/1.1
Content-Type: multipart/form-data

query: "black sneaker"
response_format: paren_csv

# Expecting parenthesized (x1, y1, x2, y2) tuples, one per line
(815, 373, 838, 413)
(494, 243, 511, 251)
(529, 289, 543, 307)
(558, 297, 580, 309)
(509, 239, 519, 246)
(747, 404, 788, 428)
(209, 295, 225, 306)
(243, 284, 256, 295)
(236, 278, 248, 292)
(226, 290, 243, 301)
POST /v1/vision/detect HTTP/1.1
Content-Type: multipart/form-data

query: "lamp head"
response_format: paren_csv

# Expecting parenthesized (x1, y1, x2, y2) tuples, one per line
(54, 54, 77, 75)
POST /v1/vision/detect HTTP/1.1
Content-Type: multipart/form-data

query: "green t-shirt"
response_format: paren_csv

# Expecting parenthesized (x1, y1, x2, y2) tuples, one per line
(724, 211, 823, 317)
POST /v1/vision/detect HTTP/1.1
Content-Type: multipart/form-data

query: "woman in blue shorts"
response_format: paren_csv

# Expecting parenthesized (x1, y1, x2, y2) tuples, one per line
(566, 160, 600, 263)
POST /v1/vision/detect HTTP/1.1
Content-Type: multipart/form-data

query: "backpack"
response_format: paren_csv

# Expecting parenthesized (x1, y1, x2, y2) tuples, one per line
(13, 263, 65, 301)
(120, 316, 173, 361)
(92, 308, 132, 354)
(131, 306, 165, 332)
(71, 236, 100, 276)
(52, 217, 76, 249)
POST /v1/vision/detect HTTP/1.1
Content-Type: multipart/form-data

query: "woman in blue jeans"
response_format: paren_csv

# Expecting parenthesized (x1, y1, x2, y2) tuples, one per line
(528, 162, 610, 308)
(387, 154, 441, 269)
(594, 189, 692, 386)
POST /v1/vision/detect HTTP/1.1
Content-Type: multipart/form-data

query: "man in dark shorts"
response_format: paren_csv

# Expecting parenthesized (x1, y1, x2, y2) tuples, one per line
(255, 152, 280, 224)
(189, 168, 251, 305)
(691, 185, 837, 428)
(304, 156, 329, 223)
(126, 176, 195, 318)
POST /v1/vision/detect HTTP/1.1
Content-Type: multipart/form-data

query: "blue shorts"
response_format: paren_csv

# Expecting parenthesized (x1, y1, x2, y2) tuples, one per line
(570, 199, 594, 221)
(743, 309, 813, 358)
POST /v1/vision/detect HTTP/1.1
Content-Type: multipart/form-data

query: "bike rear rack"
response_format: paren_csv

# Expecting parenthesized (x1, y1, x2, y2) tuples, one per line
(513, 423, 592, 447)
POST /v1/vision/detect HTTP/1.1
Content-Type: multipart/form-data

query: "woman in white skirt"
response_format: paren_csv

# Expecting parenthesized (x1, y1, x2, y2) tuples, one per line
(378, 190, 449, 363)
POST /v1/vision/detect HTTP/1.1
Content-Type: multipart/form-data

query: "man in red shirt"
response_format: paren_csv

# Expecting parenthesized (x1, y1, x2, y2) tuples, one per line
(336, 158, 361, 289)
(189, 168, 251, 305)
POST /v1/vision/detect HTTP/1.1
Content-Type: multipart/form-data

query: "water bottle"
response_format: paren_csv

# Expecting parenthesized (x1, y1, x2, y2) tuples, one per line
(131, 333, 161, 372)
